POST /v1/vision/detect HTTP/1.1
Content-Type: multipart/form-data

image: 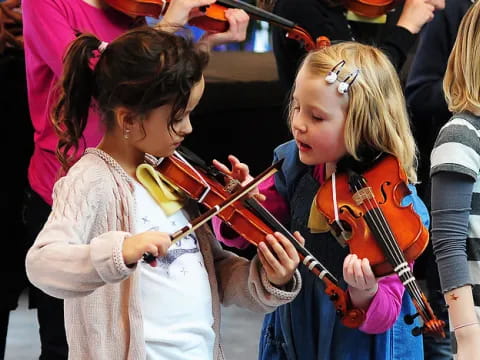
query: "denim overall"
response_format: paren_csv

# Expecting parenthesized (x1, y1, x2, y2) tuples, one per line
(258, 141, 426, 360)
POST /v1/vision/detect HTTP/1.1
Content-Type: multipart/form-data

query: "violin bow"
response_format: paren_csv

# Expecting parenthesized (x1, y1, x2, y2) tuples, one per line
(142, 158, 283, 263)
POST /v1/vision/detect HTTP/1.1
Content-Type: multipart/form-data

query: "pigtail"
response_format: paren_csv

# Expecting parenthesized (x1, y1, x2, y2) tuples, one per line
(52, 34, 102, 172)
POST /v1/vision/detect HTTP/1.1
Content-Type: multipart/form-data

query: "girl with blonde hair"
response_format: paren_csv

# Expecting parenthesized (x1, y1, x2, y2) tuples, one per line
(212, 41, 429, 359)
(431, 1, 480, 358)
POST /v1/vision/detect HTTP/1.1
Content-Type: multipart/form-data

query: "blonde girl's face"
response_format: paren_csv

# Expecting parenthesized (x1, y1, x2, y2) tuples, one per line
(291, 66, 348, 167)
(132, 77, 205, 158)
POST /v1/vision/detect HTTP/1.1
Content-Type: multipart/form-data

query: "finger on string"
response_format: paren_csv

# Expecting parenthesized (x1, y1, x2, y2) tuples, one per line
(259, 238, 282, 272)
(293, 231, 305, 246)
(274, 232, 299, 263)
(212, 159, 232, 175)
(361, 258, 376, 285)
(352, 257, 367, 287)
(257, 247, 274, 274)
(267, 235, 291, 267)
(253, 193, 266, 202)
(343, 254, 355, 280)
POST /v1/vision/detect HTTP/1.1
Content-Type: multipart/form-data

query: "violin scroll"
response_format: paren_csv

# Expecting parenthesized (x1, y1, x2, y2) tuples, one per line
(323, 278, 365, 328)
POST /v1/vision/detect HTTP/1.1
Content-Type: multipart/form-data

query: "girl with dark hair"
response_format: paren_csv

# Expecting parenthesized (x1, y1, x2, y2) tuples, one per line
(13, 1, 249, 358)
(25, 26, 302, 360)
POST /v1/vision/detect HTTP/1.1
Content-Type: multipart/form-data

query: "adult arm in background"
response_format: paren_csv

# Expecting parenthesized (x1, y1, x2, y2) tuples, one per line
(22, 0, 248, 80)
(405, 0, 471, 130)
(158, 0, 250, 48)
(430, 171, 480, 359)
(271, 0, 442, 91)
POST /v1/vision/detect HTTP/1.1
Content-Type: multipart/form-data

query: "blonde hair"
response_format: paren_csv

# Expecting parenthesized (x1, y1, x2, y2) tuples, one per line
(443, 1, 480, 114)
(290, 41, 418, 182)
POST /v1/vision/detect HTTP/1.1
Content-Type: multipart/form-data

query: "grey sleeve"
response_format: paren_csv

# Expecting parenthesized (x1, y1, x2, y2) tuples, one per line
(430, 171, 474, 292)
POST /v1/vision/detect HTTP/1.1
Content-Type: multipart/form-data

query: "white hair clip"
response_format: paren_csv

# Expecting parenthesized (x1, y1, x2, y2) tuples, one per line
(337, 69, 360, 94)
(98, 41, 109, 54)
(325, 60, 346, 84)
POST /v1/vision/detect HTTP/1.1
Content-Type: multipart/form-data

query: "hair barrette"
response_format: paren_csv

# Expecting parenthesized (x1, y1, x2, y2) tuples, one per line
(325, 60, 345, 84)
(325, 60, 360, 95)
(337, 69, 360, 94)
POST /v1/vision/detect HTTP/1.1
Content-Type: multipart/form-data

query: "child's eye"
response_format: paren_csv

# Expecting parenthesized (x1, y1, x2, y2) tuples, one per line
(312, 115, 323, 121)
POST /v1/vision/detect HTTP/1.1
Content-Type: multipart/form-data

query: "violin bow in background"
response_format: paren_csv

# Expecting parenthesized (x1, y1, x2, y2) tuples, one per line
(104, 0, 330, 51)
(203, 0, 331, 50)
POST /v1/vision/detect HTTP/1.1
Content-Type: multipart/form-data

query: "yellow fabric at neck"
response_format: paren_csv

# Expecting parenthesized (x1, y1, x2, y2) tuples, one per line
(307, 195, 330, 233)
(346, 10, 387, 24)
(136, 163, 185, 216)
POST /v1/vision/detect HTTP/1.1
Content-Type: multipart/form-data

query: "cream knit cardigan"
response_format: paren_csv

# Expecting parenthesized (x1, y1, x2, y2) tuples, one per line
(26, 149, 301, 360)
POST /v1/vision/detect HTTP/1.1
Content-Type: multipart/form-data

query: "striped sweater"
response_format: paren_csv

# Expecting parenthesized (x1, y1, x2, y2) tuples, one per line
(430, 111, 480, 318)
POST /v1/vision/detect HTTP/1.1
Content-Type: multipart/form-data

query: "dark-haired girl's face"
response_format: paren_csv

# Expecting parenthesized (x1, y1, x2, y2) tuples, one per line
(134, 77, 205, 158)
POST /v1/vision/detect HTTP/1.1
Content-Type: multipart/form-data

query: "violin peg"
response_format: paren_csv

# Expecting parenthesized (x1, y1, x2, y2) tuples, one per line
(329, 293, 339, 301)
(404, 312, 420, 325)
(411, 326, 423, 337)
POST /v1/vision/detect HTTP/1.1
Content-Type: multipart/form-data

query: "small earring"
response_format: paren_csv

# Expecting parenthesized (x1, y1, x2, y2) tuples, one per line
(123, 129, 130, 140)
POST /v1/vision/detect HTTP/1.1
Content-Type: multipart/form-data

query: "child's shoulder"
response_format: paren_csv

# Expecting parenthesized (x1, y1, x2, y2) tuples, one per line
(442, 111, 480, 133)
(273, 140, 312, 199)
(435, 111, 480, 149)
(432, 111, 480, 177)
(55, 151, 119, 195)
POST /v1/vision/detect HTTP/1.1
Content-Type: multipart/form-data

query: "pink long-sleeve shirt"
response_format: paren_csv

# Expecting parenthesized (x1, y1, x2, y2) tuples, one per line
(212, 166, 406, 334)
(23, 0, 133, 205)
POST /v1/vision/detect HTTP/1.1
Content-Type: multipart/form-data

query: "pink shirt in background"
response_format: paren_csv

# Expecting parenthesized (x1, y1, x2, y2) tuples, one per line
(22, 0, 133, 205)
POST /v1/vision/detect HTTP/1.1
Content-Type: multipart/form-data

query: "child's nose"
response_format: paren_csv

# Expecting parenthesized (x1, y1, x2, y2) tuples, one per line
(291, 115, 307, 133)
(178, 116, 193, 136)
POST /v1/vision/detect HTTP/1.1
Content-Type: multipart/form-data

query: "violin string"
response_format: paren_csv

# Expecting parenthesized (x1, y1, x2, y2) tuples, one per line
(365, 205, 429, 319)
(359, 187, 428, 316)
(173, 151, 212, 202)
(369, 194, 428, 319)
(244, 197, 338, 283)
(366, 205, 429, 318)
(352, 180, 429, 318)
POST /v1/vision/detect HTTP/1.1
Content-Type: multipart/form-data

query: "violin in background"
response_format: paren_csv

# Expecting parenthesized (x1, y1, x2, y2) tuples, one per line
(104, 0, 330, 50)
(342, 0, 401, 18)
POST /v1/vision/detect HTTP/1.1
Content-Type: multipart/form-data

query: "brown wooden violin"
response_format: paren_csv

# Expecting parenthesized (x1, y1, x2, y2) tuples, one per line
(104, 0, 330, 51)
(342, 0, 401, 18)
(315, 154, 445, 338)
(145, 149, 365, 328)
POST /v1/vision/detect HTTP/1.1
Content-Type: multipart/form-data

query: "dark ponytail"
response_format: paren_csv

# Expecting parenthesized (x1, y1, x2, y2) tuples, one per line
(52, 26, 209, 173)
(52, 34, 104, 172)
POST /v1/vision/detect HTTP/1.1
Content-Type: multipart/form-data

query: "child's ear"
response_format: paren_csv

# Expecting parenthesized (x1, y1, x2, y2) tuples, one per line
(114, 106, 135, 134)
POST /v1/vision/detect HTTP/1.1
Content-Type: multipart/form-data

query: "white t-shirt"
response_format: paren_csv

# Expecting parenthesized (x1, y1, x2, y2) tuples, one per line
(134, 182, 215, 360)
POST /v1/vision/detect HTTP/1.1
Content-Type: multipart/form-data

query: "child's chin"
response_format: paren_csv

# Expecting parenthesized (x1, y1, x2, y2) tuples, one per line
(298, 154, 316, 166)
